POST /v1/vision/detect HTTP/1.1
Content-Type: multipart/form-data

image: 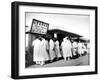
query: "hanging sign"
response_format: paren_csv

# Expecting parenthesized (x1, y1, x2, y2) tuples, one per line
(30, 19, 49, 34)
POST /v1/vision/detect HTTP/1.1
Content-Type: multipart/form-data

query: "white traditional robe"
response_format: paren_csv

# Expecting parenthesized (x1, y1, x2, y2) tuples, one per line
(61, 39, 67, 58)
(72, 41, 78, 55)
(32, 39, 42, 61)
(49, 39, 56, 60)
(81, 43, 86, 54)
(66, 40, 72, 57)
(87, 42, 90, 54)
(55, 40, 62, 58)
(41, 39, 49, 61)
(61, 39, 72, 58)
(77, 42, 83, 55)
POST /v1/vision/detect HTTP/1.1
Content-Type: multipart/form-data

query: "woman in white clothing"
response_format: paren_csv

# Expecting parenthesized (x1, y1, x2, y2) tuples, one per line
(77, 41, 83, 56)
(81, 43, 87, 55)
(55, 40, 62, 59)
(32, 38, 41, 64)
(40, 38, 49, 65)
(61, 37, 72, 60)
(72, 41, 78, 56)
(61, 38, 67, 60)
(49, 38, 56, 61)
(86, 42, 90, 54)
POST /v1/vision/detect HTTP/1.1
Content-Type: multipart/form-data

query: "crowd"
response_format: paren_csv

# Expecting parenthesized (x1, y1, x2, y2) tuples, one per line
(32, 36, 90, 66)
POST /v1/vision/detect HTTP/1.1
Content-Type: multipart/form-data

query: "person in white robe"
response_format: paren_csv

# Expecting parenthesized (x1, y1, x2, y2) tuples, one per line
(82, 43, 87, 54)
(61, 38, 67, 60)
(72, 41, 78, 56)
(55, 40, 62, 59)
(40, 38, 49, 65)
(86, 42, 90, 54)
(66, 38, 73, 60)
(45, 39, 50, 60)
(32, 38, 41, 64)
(77, 41, 83, 56)
(49, 39, 56, 61)
(61, 37, 72, 60)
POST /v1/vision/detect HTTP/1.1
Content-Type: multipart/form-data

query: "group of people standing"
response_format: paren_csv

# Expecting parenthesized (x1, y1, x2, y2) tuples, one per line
(32, 36, 89, 66)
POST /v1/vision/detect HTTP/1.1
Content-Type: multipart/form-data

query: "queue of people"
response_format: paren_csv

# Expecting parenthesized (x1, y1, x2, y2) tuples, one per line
(32, 36, 89, 66)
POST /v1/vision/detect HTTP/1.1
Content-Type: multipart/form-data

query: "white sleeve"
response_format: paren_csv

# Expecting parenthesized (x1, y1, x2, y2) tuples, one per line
(32, 41, 35, 46)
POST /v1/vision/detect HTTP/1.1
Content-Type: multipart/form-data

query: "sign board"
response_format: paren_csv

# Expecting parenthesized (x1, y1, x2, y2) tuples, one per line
(30, 19, 49, 34)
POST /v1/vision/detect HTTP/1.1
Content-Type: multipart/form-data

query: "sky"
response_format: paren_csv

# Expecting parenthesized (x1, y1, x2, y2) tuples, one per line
(25, 12, 90, 38)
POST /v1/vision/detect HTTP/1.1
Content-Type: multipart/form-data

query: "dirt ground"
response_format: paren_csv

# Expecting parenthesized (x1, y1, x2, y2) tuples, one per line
(27, 54, 89, 68)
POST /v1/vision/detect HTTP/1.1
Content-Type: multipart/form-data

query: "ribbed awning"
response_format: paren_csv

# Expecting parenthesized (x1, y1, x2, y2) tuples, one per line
(48, 29, 82, 38)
